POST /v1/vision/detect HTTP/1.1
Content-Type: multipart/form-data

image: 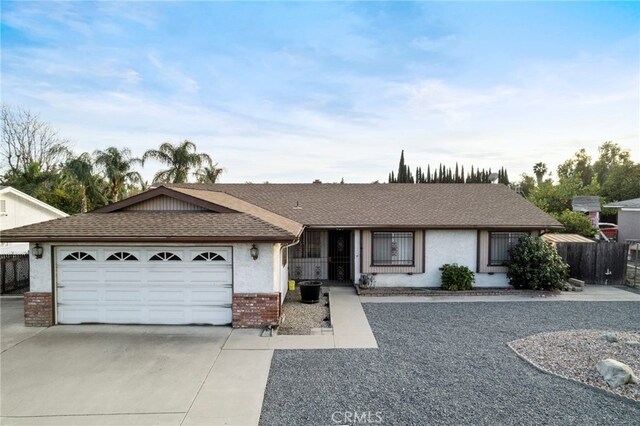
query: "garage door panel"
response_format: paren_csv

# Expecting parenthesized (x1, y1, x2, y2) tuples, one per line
(104, 308, 143, 323)
(58, 306, 100, 324)
(56, 246, 233, 325)
(191, 307, 232, 324)
(58, 288, 100, 303)
(146, 289, 188, 302)
(192, 288, 232, 303)
(104, 289, 143, 302)
(103, 270, 144, 283)
(58, 269, 101, 283)
(190, 268, 232, 283)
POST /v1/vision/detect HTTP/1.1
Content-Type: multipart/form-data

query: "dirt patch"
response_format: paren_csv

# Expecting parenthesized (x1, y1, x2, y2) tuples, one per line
(509, 330, 640, 401)
(278, 287, 330, 335)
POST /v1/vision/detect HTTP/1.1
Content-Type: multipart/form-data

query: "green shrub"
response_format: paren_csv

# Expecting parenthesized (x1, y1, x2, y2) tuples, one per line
(507, 235, 569, 291)
(552, 210, 597, 238)
(440, 263, 475, 291)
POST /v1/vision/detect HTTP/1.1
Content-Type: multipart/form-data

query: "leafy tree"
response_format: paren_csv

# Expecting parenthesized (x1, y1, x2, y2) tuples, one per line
(62, 153, 107, 213)
(557, 148, 593, 187)
(195, 164, 224, 184)
(1, 161, 79, 213)
(593, 141, 631, 187)
(514, 174, 536, 197)
(552, 210, 597, 238)
(94, 147, 143, 203)
(1, 104, 71, 173)
(507, 235, 569, 291)
(142, 140, 212, 184)
(532, 162, 548, 186)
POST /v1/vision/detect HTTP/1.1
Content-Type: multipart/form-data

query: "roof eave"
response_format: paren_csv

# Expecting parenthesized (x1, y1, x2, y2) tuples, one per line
(0, 235, 296, 243)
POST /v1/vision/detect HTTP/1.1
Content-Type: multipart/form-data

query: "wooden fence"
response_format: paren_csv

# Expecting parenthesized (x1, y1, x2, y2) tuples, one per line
(555, 242, 629, 285)
(0, 254, 30, 294)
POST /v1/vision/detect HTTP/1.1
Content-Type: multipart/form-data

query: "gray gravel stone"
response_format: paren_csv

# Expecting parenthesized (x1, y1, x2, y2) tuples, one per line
(260, 301, 640, 425)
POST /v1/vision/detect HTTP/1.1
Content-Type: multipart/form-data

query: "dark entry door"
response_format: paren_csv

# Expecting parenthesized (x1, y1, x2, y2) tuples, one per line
(328, 230, 351, 281)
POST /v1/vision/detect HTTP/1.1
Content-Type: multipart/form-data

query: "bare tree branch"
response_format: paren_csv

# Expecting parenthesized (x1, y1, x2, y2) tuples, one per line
(1, 104, 71, 174)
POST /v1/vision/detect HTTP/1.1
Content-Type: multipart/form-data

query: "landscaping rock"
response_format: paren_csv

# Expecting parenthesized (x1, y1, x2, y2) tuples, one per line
(571, 286, 583, 292)
(596, 359, 639, 387)
(568, 278, 585, 287)
(603, 333, 619, 343)
(626, 340, 640, 348)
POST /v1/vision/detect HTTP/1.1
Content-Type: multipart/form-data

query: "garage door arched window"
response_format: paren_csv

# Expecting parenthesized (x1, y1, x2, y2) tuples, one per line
(106, 252, 139, 261)
(149, 252, 182, 261)
(193, 252, 226, 261)
(63, 252, 96, 261)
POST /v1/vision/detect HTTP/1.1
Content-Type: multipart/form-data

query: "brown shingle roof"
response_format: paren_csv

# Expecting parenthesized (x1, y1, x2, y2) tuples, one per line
(0, 212, 296, 243)
(167, 183, 562, 229)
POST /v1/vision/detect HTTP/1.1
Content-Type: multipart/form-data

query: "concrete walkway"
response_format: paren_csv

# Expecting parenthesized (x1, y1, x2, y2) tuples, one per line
(361, 285, 640, 304)
(224, 286, 378, 350)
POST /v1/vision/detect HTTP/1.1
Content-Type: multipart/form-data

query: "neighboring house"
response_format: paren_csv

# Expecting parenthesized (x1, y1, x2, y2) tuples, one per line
(603, 197, 640, 243)
(2, 183, 560, 328)
(572, 196, 601, 227)
(0, 186, 68, 255)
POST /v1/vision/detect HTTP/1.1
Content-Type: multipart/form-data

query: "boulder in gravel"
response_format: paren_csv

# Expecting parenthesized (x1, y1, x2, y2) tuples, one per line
(568, 278, 585, 287)
(603, 333, 618, 343)
(596, 359, 639, 387)
(626, 340, 640, 348)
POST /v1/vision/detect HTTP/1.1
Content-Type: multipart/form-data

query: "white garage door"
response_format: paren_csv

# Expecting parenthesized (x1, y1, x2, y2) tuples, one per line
(56, 246, 233, 325)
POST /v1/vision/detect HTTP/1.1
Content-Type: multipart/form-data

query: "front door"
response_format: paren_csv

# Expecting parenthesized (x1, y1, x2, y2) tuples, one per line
(328, 230, 351, 281)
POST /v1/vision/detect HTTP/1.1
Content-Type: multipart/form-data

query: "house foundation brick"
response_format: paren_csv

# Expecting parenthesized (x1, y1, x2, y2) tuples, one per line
(232, 293, 281, 328)
(24, 292, 53, 327)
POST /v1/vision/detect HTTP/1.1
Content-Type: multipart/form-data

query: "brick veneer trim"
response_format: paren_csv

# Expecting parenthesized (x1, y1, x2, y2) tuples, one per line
(232, 293, 281, 328)
(24, 292, 54, 327)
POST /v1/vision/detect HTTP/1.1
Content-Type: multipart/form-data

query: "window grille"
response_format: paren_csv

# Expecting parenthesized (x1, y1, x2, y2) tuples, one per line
(372, 232, 414, 266)
(489, 232, 528, 266)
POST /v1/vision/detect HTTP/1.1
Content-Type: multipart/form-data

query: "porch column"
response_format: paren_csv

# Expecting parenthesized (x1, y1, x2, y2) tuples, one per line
(354, 230, 361, 284)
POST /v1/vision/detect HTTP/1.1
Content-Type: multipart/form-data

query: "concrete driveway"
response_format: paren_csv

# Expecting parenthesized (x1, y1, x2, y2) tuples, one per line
(0, 298, 272, 426)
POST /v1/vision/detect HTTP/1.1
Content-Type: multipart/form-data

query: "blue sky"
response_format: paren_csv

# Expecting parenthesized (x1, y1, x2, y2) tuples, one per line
(1, 1, 638, 183)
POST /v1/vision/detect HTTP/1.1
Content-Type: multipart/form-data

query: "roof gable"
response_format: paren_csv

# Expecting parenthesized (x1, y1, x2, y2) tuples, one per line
(94, 186, 237, 213)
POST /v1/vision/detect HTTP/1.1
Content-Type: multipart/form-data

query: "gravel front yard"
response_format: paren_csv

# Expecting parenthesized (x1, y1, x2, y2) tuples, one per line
(260, 302, 640, 425)
(509, 330, 640, 401)
(278, 287, 330, 335)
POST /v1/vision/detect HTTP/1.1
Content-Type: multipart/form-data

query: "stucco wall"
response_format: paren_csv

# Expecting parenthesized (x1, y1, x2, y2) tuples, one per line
(233, 242, 276, 293)
(28, 242, 54, 292)
(372, 230, 509, 288)
(618, 210, 640, 243)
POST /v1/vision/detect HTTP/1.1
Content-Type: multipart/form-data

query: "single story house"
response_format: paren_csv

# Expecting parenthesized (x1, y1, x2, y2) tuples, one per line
(1, 183, 561, 328)
(0, 186, 68, 255)
(603, 197, 640, 243)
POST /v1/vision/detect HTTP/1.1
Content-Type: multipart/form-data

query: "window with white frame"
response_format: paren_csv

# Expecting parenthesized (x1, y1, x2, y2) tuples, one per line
(372, 231, 414, 266)
(489, 232, 528, 266)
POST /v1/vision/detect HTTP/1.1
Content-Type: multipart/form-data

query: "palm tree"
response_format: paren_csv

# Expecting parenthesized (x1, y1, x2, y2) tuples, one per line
(63, 153, 106, 213)
(94, 147, 143, 203)
(533, 162, 548, 187)
(195, 164, 224, 184)
(142, 140, 212, 184)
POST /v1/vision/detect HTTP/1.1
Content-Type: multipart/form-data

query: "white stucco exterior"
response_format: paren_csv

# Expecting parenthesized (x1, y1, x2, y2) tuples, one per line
(366, 230, 510, 288)
(28, 242, 54, 292)
(1, 188, 67, 254)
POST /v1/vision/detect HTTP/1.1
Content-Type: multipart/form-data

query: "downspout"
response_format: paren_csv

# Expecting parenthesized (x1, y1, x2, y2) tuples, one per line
(279, 227, 304, 295)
